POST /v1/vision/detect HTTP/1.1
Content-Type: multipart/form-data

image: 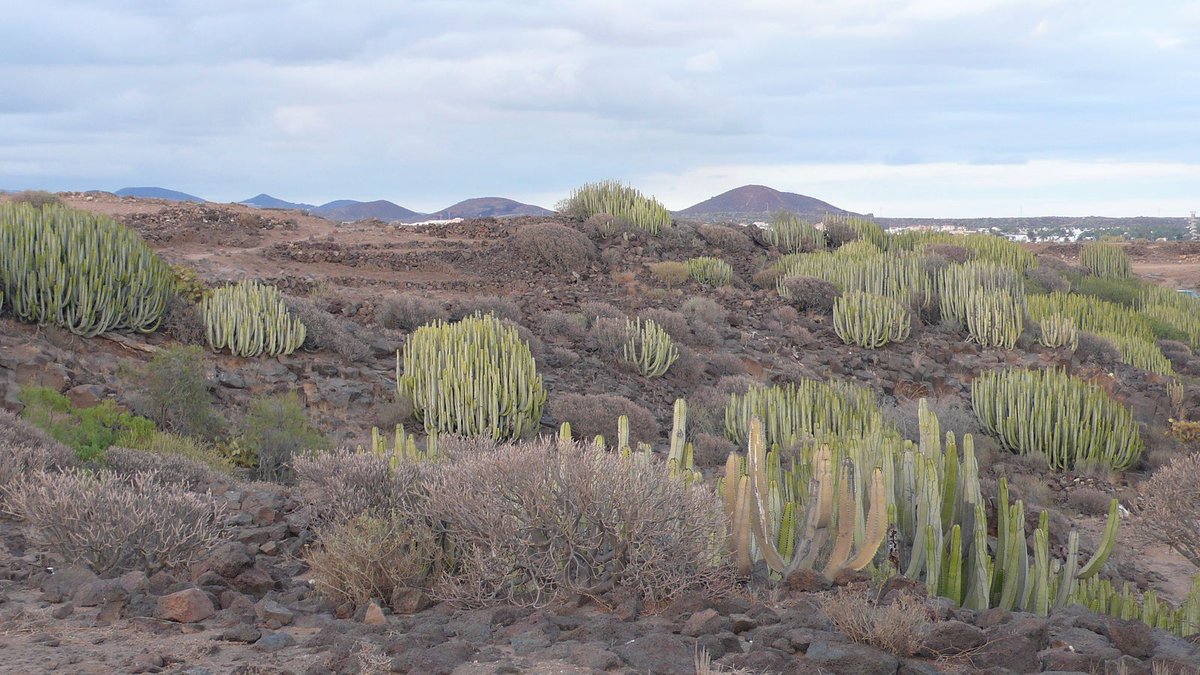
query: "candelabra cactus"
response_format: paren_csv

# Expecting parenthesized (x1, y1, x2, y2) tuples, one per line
(558, 180, 672, 234)
(960, 233, 1037, 272)
(724, 379, 888, 448)
(764, 211, 825, 252)
(0, 203, 173, 336)
(833, 291, 912, 348)
(776, 250, 927, 307)
(1037, 314, 1079, 350)
(1081, 241, 1131, 278)
(938, 261, 1024, 329)
(685, 256, 733, 286)
(622, 318, 679, 377)
(201, 280, 306, 357)
(964, 289, 1023, 349)
(1070, 574, 1200, 636)
(398, 313, 546, 440)
(971, 367, 1143, 471)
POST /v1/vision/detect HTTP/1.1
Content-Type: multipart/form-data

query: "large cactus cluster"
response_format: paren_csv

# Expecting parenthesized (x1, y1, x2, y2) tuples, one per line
(558, 180, 672, 235)
(972, 367, 1143, 471)
(398, 313, 547, 440)
(833, 291, 911, 348)
(1080, 241, 1132, 278)
(724, 379, 889, 448)
(1070, 574, 1200, 637)
(201, 280, 306, 357)
(685, 256, 733, 286)
(622, 318, 679, 377)
(0, 202, 173, 336)
(764, 211, 825, 252)
(1139, 285, 1200, 348)
(960, 233, 1037, 272)
(1036, 314, 1079, 350)
(822, 213, 890, 250)
(937, 261, 1024, 328)
(1027, 292, 1172, 375)
(775, 250, 926, 306)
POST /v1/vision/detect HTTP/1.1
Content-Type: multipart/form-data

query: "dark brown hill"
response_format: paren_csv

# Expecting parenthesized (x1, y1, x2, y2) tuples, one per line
(678, 184, 848, 220)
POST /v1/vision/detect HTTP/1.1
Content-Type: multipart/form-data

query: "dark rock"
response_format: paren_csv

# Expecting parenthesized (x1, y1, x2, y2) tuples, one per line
(230, 564, 274, 596)
(918, 619, 985, 657)
(254, 631, 296, 653)
(195, 543, 252, 579)
(255, 599, 295, 627)
(222, 624, 263, 644)
(716, 648, 805, 675)
(695, 631, 742, 661)
(157, 588, 215, 623)
(543, 641, 622, 670)
(51, 603, 75, 619)
(40, 565, 98, 603)
(129, 651, 165, 674)
(93, 599, 125, 627)
(730, 613, 759, 634)
(390, 586, 432, 615)
(682, 608, 723, 637)
(804, 640, 899, 675)
(390, 638, 475, 675)
(976, 607, 1012, 630)
(509, 628, 553, 654)
(785, 568, 831, 593)
(1101, 617, 1155, 658)
(614, 632, 697, 674)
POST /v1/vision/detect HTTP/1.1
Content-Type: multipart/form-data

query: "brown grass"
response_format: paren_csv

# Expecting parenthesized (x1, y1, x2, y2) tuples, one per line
(819, 586, 930, 657)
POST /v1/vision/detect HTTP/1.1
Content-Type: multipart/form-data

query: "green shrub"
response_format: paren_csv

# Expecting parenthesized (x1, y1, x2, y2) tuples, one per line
(1076, 275, 1148, 307)
(399, 314, 546, 440)
(18, 385, 155, 462)
(0, 203, 173, 336)
(971, 367, 1143, 471)
(649, 261, 690, 287)
(131, 345, 223, 439)
(240, 393, 329, 481)
(201, 280, 306, 357)
(558, 180, 672, 235)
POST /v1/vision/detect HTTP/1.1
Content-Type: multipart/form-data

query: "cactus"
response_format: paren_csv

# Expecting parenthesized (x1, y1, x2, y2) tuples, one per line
(724, 379, 889, 448)
(833, 291, 911, 348)
(971, 367, 1143, 471)
(364, 424, 438, 468)
(665, 398, 702, 483)
(622, 318, 679, 377)
(822, 213, 890, 250)
(1080, 241, 1131, 278)
(397, 313, 546, 440)
(938, 260, 1024, 329)
(1071, 574, 1200, 637)
(764, 211, 825, 252)
(1027, 292, 1172, 375)
(959, 233, 1037, 272)
(558, 180, 672, 234)
(201, 280, 306, 357)
(964, 289, 1023, 349)
(685, 256, 733, 286)
(775, 250, 928, 307)
(1037, 314, 1079, 350)
(0, 202, 173, 336)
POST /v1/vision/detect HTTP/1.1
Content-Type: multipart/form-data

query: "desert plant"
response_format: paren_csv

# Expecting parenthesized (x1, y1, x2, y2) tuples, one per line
(558, 180, 672, 235)
(8, 190, 63, 208)
(622, 317, 680, 377)
(18, 385, 155, 462)
(1139, 453, 1200, 568)
(1037, 314, 1079, 350)
(284, 295, 372, 360)
(724, 379, 888, 448)
(424, 438, 730, 607)
(294, 448, 428, 526)
(306, 513, 440, 607)
(103, 446, 231, 491)
(963, 289, 1024, 349)
(820, 587, 930, 656)
(0, 203, 174, 336)
(937, 260, 1024, 328)
(377, 294, 449, 330)
(6, 468, 226, 575)
(764, 211, 825, 252)
(398, 313, 547, 440)
(776, 250, 926, 306)
(171, 263, 210, 303)
(822, 214, 890, 250)
(779, 276, 839, 313)
(240, 393, 329, 481)
(509, 221, 595, 270)
(648, 261, 690, 287)
(685, 256, 733, 286)
(0, 410, 75, 494)
(697, 223, 751, 251)
(201, 280, 306, 357)
(971, 367, 1143, 471)
(1081, 241, 1132, 278)
(131, 345, 224, 438)
(960, 233, 1037, 272)
(550, 393, 660, 448)
(833, 291, 911, 348)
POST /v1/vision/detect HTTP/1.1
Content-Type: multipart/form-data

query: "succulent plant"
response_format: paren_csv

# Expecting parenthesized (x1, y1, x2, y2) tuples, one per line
(833, 291, 911, 348)
(685, 256, 733, 286)
(558, 180, 671, 235)
(622, 318, 679, 377)
(201, 280, 306, 357)
(1080, 241, 1131, 278)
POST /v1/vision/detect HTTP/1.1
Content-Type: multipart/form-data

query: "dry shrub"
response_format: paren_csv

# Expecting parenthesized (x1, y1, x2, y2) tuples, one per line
(585, 213, 630, 239)
(450, 295, 522, 322)
(1007, 473, 1053, 508)
(539, 310, 587, 342)
(682, 296, 727, 347)
(160, 294, 206, 345)
(924, 244, 970, 263)
(510, 222, 596, 271)
(697, 224, 751, 252)
(9, 190, 63, 208)
(293, 448, 428, 526)
(6, 469, 226, 575)
(377, 294, 449, 330)
(578, 301, 625, 325)
(587, 316, 629, 358)
(1065, 486, 1113, 516)
(705, 352, 747, 377)
(425, 439, 731, 606)
(824, 221, 862, 248)
(0, 410, 75, 492)
(693, 433, 738, 467)
(104, 445, 231, 491)
(649, 261, 690, 287)
(781, 276, 840, 313)
(819, 586, 930, 657)
(1139, 453, 1200, 567)
(551, 393, 659, 447)
(641, 309, 690, 342)
(285, 295, 372, 360)
(305, 513, 439, 606)
(752, 266, 783, 289)
(1075, 332, 1122, 368)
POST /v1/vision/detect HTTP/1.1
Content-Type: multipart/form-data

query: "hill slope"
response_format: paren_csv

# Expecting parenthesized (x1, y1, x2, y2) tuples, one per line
(678, 184, 846, 220)
(114, 187, 207, 203)
(429, 197, 553, 220)
(312, 199, 424, 223)
(241, 194, 316, 210)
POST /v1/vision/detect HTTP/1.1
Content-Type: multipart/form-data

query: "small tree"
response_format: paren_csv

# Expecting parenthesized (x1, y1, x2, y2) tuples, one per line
(240, 393, 328, 481)
(134, 345, 223, 439)
(1139, 453, 1200, 567)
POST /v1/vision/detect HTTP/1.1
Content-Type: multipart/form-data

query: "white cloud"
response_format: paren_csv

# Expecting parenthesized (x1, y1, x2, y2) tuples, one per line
(685, 50, 720, 73)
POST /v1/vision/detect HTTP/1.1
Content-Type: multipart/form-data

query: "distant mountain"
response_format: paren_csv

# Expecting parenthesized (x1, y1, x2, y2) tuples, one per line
(429, 197, 553, 220)
(677, 185, 847, 221)
(115, 187, 206, 203)
(312, 199, 424, 223)
(240, 194, 315, 210)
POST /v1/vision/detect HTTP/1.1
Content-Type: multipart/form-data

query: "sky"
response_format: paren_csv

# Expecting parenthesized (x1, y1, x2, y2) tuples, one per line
(1, 0, 1198, 217)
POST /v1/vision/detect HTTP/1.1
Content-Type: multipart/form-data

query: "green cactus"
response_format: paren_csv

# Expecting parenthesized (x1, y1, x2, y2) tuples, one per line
(622, 318, 679, 377)
(1037, 314, 1079, 350)
(963, 289, 1024, 349)
(397, 313, 546, 440)
(724, 379, 889, 448)
(0, 202, 173, 336)
(364, 424, 438, 468)
(938, 260, 1025, 329)
(685, 256, 733, 286)
(833, 291, 912, 348)
(1080, 241, 1131, 278)
(822, 213, 890, 250)
(201, 280, 306, 357)
(764, 211, 826, 252)
(972, 367, 1142, 471)
(775, 250, 928, 307)
(959, 233, 1037, 272)
(558, 180, 672, 235)
(1071, 574, 1200, 637)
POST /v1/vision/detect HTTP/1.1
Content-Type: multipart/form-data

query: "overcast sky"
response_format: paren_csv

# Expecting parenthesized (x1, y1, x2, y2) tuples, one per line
(2, 1, 1198, 217)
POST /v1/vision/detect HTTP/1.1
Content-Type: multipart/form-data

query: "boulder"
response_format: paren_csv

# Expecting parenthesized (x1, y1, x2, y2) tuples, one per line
(157, 588, 215, 623)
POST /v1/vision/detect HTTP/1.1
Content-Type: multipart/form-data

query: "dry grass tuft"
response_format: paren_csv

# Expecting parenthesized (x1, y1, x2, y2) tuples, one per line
(819, 586, 930, 657)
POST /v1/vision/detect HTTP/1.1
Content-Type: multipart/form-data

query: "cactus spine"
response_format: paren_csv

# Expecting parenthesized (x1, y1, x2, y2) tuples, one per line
(833, 291, 911, 348)
(201, 280, 306, 357)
